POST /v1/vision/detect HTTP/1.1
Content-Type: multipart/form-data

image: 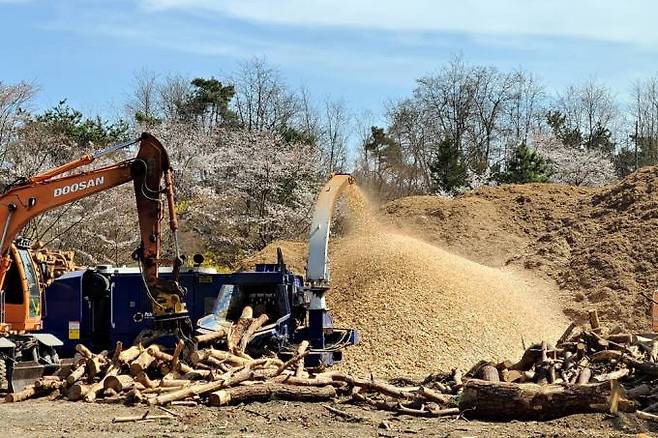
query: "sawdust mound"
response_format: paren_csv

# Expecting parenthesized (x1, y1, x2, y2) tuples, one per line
(246, 186, 567, 377)
(382, 167, 658, 331)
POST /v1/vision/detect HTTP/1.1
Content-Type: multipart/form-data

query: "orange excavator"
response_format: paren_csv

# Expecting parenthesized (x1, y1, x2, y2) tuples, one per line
(0, 133, 193, 391)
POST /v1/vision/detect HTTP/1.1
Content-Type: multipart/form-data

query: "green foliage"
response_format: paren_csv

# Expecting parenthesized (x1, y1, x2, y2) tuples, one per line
(613, 146, 637, 178)
(583, 122, 615, 154)
(365, 126, 401, 165)
(547, 110, 615, 154)
(429, 137, 466, 193)
(630, 133, 658, 167)
(497, 143, 551, 184)
(36, 102, 130, 148)
(134, 111, 161, 126)
(185, 77, 236, 124)
(278, 126, 316, 146)
(546, 110, 582, 148)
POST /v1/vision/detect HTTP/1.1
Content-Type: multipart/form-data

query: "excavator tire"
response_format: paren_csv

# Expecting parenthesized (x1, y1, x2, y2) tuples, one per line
(0, 358, 8, 392)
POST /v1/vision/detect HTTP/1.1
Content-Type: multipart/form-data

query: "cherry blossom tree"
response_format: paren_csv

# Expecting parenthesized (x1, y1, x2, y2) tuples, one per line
(533, 132, 616, 186)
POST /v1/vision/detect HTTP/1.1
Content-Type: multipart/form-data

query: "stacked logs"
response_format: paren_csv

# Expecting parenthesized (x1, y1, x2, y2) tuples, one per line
(8, 309, 658, 423)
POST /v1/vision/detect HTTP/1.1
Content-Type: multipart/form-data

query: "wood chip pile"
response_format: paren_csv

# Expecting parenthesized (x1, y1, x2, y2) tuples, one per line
(8, 309, 658, 423)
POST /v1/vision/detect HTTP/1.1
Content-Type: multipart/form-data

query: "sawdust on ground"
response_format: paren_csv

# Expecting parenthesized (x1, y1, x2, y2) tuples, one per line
(245, 186, 568, 377)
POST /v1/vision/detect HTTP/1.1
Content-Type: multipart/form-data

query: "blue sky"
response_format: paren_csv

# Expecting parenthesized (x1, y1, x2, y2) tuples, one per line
(2, 0, 658, 121)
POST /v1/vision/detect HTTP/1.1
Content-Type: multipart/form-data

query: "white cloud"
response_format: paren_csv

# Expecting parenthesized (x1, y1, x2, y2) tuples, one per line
(138, 0, 658, 46)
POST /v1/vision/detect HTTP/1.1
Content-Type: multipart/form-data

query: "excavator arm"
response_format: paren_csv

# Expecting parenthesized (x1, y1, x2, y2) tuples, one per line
(0, 133, 191, 345)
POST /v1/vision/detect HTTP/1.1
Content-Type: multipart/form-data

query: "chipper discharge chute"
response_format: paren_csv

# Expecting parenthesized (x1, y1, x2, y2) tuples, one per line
(196, 173, 358, 367)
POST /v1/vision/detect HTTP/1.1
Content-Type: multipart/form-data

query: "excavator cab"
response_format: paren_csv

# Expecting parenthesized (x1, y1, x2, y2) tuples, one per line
(0, 240, 65, 392)
(3, 241, 42, 332)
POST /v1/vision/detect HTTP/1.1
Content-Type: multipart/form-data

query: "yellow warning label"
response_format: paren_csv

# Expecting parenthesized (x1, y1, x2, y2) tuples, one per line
(68, 321, 80, 340)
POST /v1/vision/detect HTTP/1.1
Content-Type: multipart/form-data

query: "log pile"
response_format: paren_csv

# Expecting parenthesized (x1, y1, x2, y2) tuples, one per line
(8, 309, 658, 423)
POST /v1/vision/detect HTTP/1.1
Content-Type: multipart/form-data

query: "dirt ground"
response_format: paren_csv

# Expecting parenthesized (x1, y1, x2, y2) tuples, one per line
(1, 398, 655, 437)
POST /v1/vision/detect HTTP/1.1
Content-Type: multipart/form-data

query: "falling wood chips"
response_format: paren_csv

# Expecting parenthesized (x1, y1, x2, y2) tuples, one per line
(247, 185, 568, 377)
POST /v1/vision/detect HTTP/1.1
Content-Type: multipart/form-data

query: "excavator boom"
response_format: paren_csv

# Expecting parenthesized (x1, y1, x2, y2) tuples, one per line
(0, 132, 190, 343)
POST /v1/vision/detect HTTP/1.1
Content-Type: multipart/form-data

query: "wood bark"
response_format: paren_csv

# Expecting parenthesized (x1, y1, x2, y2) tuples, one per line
(478, 365, 500, 382)
(104, 375, 136, 393)
(294, 341, 309, 378)
(118, 345, 143, 364)
(130, 350, 156, 376)
(6, 385, 37, 402)
(195, 328, 228, 344)
(208, 383, 336, 406)
(238, 314, 269, 353)
(67, 383, 91, 401)
(459, 379, 632, 420)
(150, 367, 255, 405)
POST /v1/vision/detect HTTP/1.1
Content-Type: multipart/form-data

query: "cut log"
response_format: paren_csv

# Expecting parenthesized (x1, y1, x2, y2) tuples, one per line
(149, 346, 196, 374)
(459, 379, 632, 420)
(195, 328, 228, 345)
(6, 385, 38, 402)
(66, 363, 87, 385)
(588, 309, 601, 333)
(272, 375, 344, 387)
(607, 334, 636, 345)
(478, 365, 500, 382)
(150, 366, 255, 405)
(593, 368, 629, 383)
(75, 344, 95, 359)
(86, 355, 107, 379)
(591, 350, 624, 362)
(294, 341, 309, 378)
(34, 378, 63, 391)
(419, 387, 456, 405)
(556, 322, 578, 346)
(160, 378, 192, 388)
(125, 388, 145, 405)
(130, 350, 156, 376)
(170, 340, 184, 374)
(577, 368, 592, 385)
(331, 373, 418, 400)
(67, 383, 92, 401)
(238, 314, 269, 353)
(509, 345, 541, 371)
(208, 383, 336, 406)
(227, 306, 254, 353)
(274, 343, 309, 377)
(104, 374, 136, 393)
(118, 345, 143, 364)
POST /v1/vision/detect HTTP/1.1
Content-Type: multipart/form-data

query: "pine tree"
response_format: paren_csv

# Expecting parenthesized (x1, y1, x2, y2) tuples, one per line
(497, 143, 550, 184)
(429, 138, 466, 193)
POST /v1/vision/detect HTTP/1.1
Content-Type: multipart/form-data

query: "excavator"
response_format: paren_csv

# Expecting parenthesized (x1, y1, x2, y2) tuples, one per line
(0, 133, 192, 391)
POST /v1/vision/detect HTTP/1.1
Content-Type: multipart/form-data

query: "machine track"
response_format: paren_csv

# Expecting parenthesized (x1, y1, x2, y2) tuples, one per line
(0, 358, 8, 392)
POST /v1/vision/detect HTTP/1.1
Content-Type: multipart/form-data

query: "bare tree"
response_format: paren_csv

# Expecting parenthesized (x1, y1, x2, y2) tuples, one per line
(631, 75, 658, 166)
(126, 69, 160, 123)
(502, 70, 545, 152)
(554, 79, 618, 153)
(320, 98, 350, 173)
(232, 57, 299, 132)
(158, 74, 193, 121)
(0, 81, 35, 166)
